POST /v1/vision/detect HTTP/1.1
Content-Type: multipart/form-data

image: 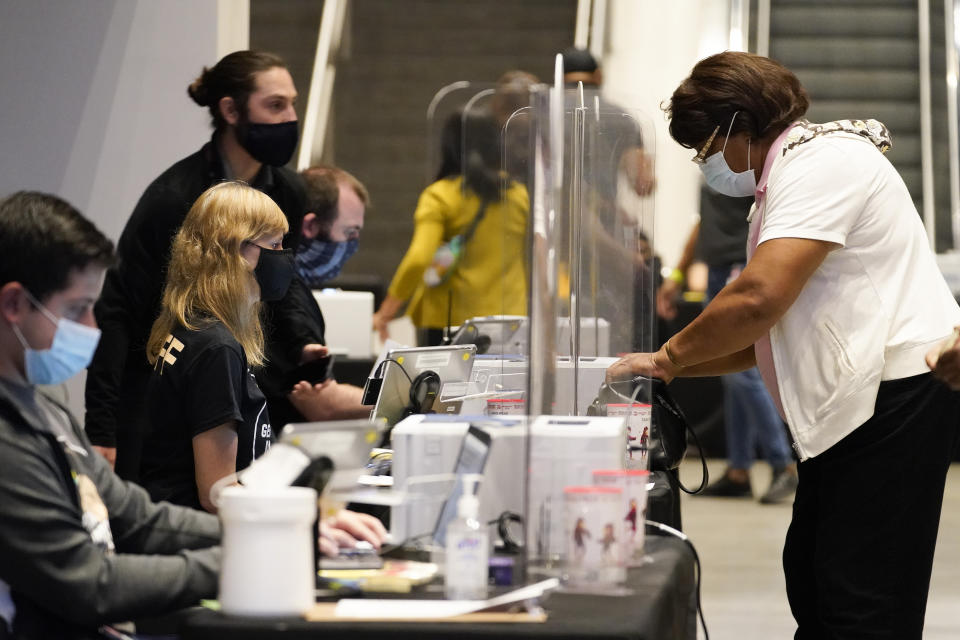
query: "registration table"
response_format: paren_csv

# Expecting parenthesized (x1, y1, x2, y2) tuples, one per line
(180, 534, 696, 640)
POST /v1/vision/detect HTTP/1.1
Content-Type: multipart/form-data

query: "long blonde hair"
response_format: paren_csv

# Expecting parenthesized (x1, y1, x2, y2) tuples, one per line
(147, 181, 289, 367)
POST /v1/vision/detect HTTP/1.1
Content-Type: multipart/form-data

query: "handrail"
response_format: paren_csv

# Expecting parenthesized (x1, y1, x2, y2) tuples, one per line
(574, 0, 608, 61)
(574, 0, 591, 49)
(756, 0, 771, 56)
(589, 0, 607, 59)
(919, 0, 936, 249)
(729, 0, 749, 51)
(946, 0, 960, 250)
(297, 0, 348, 170)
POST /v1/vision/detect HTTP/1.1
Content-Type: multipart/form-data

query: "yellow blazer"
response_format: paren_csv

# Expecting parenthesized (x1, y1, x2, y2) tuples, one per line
(387, 176, 529, 329)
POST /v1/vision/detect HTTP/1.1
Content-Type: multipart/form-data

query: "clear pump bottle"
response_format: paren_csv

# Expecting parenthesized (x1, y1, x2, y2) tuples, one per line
(444, 474, 489, 600)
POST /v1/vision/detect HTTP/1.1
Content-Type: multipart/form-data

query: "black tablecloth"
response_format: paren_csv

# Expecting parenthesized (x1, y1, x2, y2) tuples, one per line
(179, 534, 696, 640)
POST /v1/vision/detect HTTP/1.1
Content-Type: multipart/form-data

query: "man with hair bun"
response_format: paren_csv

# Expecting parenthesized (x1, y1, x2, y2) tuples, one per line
(85, 51, 331, 478)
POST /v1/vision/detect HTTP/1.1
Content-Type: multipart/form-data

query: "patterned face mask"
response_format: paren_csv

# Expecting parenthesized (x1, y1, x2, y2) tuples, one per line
(295, 238, 359, 288)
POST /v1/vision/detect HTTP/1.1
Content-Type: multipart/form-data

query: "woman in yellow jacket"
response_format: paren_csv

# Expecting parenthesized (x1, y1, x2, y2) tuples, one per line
(373, 112, 529, 346)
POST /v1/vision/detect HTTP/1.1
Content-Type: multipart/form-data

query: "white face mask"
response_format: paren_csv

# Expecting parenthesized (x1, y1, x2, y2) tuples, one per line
(699, 112, 757, 197)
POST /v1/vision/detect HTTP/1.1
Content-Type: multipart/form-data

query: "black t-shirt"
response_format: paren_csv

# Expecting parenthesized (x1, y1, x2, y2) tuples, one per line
(140, 321, 272, 509)
(696, 184, 754, 267)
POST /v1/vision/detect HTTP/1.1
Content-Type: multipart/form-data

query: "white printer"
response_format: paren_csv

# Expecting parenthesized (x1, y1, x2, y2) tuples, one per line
(389, 415, 527, 544)
(389, 413, 626, 562)
(469, 356, 617, 416)
(526, 415, 626, 562)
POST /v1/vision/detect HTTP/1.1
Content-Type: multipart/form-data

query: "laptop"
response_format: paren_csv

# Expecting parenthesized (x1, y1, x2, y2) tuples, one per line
(370, 345, 477, 426)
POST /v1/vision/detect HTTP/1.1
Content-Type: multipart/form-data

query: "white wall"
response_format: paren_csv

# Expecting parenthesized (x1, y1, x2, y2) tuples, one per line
(0, 0, 247, 421)
(602, 0, 734, 268)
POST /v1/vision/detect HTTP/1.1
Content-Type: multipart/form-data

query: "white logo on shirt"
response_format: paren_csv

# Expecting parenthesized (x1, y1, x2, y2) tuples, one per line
(156, 335, 185, 374)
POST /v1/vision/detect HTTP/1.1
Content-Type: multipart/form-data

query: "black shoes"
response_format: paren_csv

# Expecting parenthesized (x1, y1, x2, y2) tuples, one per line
(698, 467, 799, 504)
(700, 472, 753, 498)
(759, 468, 799, 505)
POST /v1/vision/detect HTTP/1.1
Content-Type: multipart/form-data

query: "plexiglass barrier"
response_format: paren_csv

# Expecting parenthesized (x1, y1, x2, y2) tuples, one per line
(515, 76, 658, 578)
(418, 72, 659, 584)
(514, 81, 657, 419)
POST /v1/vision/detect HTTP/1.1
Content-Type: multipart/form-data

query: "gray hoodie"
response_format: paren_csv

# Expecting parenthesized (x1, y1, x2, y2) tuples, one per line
(0, 378, 221, 639)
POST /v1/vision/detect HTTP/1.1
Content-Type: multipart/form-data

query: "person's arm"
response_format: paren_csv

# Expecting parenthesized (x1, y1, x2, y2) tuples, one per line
(373, 186, 447, 337)
(263, 276, 327, 369)
(192, 423, 239, 514)
(85, 185, 189, 453)
(610, 237, 836, 383)
(656, 222, 700, 320)
(0, 429, 219, 628)
(288, 380, 371, 421)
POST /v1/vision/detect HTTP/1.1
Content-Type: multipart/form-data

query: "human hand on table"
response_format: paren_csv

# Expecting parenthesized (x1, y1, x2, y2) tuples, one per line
(318, 509, 389, 557)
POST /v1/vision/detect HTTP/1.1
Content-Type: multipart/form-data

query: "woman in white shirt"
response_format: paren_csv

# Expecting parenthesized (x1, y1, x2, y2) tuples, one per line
(609, 51, 960, 639)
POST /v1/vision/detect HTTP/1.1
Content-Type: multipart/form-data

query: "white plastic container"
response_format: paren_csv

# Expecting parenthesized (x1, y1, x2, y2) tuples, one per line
(563, 486, 626, 589)
(606, 402, 651, 470)
(218, 486, 318, 616)
(592, 469, 650, 565)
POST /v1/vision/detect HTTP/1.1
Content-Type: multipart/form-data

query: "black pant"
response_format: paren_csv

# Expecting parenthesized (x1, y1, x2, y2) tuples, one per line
(783, 373, 960, 639)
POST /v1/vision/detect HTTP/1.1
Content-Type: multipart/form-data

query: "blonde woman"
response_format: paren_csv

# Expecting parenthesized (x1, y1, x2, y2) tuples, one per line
(137, 183, 386, 552)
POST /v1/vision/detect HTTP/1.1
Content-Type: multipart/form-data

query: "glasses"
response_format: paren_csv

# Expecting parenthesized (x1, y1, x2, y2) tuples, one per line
(244, 239, 283, 251)
(692, 124, 721, 165)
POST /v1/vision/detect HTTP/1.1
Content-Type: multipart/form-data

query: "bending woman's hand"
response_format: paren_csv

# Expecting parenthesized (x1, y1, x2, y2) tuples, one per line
(606, 347, 682, 385)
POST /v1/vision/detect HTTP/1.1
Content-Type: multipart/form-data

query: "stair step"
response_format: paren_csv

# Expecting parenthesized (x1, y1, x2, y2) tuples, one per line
(350, 0, 575, 29)
(771, 5, 917, 37)
(795, 68, 917, 101)
(771, 37, 919, 69)
(805, 99, 919, 134)
(772, 0, 916, 6)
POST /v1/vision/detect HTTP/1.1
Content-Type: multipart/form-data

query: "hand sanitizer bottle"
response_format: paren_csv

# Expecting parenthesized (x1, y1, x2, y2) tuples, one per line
(445, 474, 489, 600)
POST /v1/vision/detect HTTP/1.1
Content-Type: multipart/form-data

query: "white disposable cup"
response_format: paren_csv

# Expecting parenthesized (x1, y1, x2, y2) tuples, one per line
(218, 486, 318, 616)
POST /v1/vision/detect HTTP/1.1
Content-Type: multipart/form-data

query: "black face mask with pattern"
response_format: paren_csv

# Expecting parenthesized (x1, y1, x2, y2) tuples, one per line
(254, 247, 295, 301)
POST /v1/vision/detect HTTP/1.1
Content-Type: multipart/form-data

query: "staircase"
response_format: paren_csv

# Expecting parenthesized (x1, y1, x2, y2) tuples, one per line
(767, 0, 952, 245)
(332, 0, 576, 284)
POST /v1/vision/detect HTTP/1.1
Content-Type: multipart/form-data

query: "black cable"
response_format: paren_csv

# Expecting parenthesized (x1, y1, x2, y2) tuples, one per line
(375, 357, 415, 384)
(488, 511, 523, 552)
(645, 519, 708, 640)
(377, 530, 436, 558)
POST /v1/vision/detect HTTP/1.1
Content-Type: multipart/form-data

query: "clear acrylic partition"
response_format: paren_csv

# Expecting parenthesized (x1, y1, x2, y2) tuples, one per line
(425, 82, 496, 187)
(515, 78, 658, 576)
(513, 83, 657, 418)
(422, 81, 537, 415)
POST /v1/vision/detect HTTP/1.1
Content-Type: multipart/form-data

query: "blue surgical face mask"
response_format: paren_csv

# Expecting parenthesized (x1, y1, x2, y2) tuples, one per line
(11, 291, 101, 386)
(699, 112, 757, 198)
(295, 237, 359, 288)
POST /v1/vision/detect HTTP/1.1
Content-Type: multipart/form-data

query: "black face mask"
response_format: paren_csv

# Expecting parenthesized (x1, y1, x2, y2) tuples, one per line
(238, 120, 299, 167)
(254, 248, 295, 301)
